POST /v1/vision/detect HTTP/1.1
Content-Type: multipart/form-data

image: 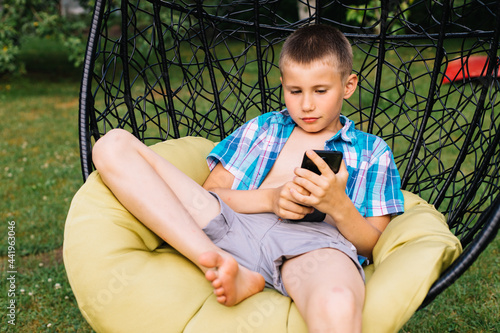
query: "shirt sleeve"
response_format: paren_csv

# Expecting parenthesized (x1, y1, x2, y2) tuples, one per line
(364, 142, 405, 217)
(206, 115, 267, 190)
(207, 117, 259, 170)
(206, 111, 294, 190)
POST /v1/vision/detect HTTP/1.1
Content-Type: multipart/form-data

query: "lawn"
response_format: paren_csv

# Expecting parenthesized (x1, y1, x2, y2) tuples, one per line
(0, 37, 498, 332)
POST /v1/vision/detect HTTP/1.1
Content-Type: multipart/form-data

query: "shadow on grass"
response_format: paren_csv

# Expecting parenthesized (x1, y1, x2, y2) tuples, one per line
(12, 36, 83, 82)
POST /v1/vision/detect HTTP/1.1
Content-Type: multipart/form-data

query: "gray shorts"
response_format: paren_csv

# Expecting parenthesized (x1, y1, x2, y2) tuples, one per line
(203, 193, 365, 296)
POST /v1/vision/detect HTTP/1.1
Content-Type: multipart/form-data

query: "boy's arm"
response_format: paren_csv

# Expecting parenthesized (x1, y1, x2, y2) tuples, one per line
(203, 163, 273, 213)
(326, 196, 390, 258)
(203, 163, 313, 218)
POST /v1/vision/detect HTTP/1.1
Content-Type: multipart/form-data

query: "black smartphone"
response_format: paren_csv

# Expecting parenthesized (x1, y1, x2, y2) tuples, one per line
(291, 150, 343, 223)
(301, 150, 343, 174)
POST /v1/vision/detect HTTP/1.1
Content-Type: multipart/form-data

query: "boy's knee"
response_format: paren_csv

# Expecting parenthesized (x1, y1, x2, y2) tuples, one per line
(302, 286, 363, 333)
(312, 286, 359, 318)
(92, 129, 134, 168)
(330, 286, 358, 308)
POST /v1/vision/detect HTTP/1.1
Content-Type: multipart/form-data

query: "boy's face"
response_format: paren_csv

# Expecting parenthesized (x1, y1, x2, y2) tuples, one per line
(280, 60, 357, 134)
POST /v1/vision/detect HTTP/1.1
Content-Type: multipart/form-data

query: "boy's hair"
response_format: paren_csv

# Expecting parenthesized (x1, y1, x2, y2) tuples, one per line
(279, 24, 353, 80)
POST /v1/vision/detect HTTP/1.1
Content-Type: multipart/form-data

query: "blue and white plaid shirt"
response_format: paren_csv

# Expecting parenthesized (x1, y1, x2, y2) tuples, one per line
(207, 110, 404, 217)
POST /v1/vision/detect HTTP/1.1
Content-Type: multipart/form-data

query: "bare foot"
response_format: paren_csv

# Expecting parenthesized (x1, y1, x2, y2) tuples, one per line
(199, 251, 265, 306)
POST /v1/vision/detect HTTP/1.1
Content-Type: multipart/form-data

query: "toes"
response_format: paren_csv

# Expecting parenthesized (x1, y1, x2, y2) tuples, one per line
(211, 278, 222, 289)
(205, 269, 217, 282)
(214, 286, 225, 296)
(216, 295, 227, 304)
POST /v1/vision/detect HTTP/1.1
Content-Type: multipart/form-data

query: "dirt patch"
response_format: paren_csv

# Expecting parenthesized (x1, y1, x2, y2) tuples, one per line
(55, 98, 79, 109)
(31, 246, 64, 265)
(1, 247, 63, 272)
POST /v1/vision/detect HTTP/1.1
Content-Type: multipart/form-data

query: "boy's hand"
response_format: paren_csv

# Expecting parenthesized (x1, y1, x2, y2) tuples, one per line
(291, 150, 349, 216)
(271, 182, 314, 220)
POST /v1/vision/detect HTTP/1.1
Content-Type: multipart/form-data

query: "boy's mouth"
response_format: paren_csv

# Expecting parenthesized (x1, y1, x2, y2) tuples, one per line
(301, 117, 319, 123)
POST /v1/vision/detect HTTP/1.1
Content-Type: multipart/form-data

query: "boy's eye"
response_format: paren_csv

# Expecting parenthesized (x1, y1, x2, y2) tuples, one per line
(316, 89, 327, 94)
(290, 90, 301, 94)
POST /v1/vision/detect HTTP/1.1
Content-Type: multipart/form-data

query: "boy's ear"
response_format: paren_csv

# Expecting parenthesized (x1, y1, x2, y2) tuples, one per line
(343, 74, 358, 99)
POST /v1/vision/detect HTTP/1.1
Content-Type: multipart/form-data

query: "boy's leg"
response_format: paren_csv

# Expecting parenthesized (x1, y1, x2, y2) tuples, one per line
(281, 248, 364, 333)
(92, 129, 264, 305)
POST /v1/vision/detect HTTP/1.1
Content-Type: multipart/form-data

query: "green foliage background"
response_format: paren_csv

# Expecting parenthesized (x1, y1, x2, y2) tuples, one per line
(0, 0, 93, 75)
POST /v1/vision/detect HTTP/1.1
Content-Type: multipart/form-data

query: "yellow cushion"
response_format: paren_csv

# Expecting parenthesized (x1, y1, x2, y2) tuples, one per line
(64, 136, 462, 333)
(362, 191, 463, 332)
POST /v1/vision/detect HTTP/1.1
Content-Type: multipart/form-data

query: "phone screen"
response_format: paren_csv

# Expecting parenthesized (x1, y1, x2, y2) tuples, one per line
(301, 150, 343, 174)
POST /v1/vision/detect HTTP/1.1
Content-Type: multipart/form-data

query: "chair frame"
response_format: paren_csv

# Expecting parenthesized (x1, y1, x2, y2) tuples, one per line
(79, 0, 500, 309)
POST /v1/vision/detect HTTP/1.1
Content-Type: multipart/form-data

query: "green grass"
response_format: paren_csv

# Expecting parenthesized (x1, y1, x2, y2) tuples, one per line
(0, 36, 498, 332)
(402, 239, 499, 333)
(0, 37, 82, 256)
(0, 36, 93, 331)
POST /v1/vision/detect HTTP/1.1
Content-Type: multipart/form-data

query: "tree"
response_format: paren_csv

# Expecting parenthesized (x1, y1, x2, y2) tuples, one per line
(0, 0, 92, 75)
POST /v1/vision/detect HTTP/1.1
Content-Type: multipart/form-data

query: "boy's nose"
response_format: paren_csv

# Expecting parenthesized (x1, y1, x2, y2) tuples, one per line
(302, 95, 315, 111)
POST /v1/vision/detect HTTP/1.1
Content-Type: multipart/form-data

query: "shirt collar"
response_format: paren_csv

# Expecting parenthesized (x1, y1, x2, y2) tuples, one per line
(326, 115, 357, 144)
(276, 109, 297, 126)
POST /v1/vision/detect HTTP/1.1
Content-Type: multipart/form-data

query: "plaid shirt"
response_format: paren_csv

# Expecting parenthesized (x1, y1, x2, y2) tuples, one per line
(207, 110, 404, 217)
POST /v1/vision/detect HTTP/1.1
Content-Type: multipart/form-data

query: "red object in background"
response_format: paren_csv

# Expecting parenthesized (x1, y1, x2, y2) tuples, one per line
(443, 55, 499, 84)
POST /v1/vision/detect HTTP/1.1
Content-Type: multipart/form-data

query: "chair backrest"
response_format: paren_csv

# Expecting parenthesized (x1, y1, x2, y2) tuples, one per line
(80, 0, 500, 307)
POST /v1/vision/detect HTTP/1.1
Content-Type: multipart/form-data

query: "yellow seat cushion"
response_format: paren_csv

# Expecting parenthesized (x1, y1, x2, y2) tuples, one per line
(64, 136, 462, 333)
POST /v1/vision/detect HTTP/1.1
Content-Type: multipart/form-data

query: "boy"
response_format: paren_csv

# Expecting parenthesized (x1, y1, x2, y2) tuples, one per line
(93, 24, 404, 332)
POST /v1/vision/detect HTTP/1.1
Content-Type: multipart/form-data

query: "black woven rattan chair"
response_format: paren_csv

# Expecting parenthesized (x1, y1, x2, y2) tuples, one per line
(78, 0, 499, 317)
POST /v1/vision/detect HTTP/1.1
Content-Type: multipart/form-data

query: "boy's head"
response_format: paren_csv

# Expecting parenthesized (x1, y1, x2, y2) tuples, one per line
(279, 24, 353, 81)
(278, 25, 358, 134)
